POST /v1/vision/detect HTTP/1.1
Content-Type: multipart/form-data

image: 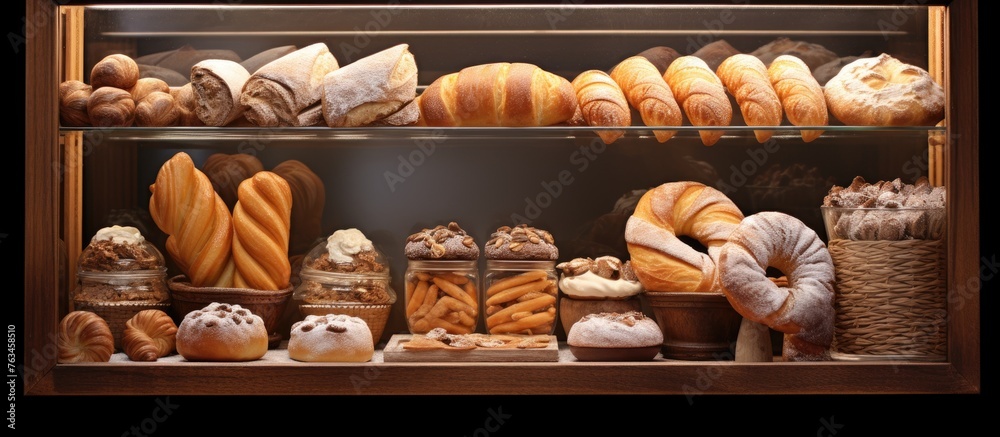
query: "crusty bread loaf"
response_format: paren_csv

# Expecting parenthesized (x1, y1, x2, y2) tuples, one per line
(767, 54, 828, 142)
(231, 171, 293, 291)
(823, 53, 945, 126)
(241, 45, 297, 75)
(610, 56, 683, 143)
(716, 54, 783, 143)
(417, 62, 578, 127)
(175, 302, 268, 362)
(663, 56, 733, 146)
(321, 43, 418, 127)
(240, 42, 339, 126)
(571, 69, 631, 144)
(624, 181, 744, 292)
(190, 59, 251, 126)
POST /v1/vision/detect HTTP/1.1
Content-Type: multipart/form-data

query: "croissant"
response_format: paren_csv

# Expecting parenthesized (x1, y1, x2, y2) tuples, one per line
(134, 91, 180, 127)
(129, 77, 170, 102)
(231, 171, 293, 290)
(571, 70, 631, 144)
(271, 159, 326, 255)
(57, 311, 114, 363)
(610, 56, 683, 143)
(149, 151, 237, 288)
(122, 309, 178, 361)
(59, 80, 92, 127)
(663, 56, 732, 146)
(417, 62, 578, 127)
(716, 54, 783, 143)
(767, 54, 828, 142)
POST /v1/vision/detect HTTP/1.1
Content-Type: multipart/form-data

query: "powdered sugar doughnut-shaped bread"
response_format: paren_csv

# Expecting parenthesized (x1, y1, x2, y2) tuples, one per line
(57, 311, 115, 363)
(287, 314, 374, 362)
(823, 53, 944, 126)
(175, 302, 268, 361)
(625, 181, 744, 292)
(718, 211, 835, 361)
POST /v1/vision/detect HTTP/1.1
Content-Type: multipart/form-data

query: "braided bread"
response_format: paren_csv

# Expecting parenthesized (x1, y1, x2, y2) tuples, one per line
(122, 309, 178, 361)
(57, 311, 114, 363)
(231, 171, 293, 290)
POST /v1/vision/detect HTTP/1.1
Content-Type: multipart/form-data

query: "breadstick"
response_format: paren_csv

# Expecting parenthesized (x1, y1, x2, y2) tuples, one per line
(405, 280, 416, 301)
(433, 276, 478, 308)
(516, 291, 550, 302)
(415, 272, 432, 282)
(427, 318, 474, 334)
(406, 280, 429, 315)
(485, 270, 548, 296)
(485, 278, 550, 306)
(458, 311, 476, 327)
(489, 312, 555, 334)
(436, 272, 470, 285)
(486, 294, 556, 327)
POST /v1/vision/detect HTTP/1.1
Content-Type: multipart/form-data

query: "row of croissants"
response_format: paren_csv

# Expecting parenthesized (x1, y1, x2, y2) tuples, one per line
(59, 38, 945, 147)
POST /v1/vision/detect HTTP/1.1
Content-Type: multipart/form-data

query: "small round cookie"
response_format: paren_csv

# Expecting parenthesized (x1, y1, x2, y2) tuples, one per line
(405, 221, 479, 260)
(175, 302, 268, 362)
(57, 311, 115, 363)
(567, 311, 663, 361)
(287, 314, 374, 362)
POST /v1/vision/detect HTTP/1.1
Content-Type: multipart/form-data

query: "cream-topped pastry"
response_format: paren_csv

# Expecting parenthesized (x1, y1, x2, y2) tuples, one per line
(325, 228, 374, 263)
(93, 225, 144, 245)
(556, 256, 642, 300)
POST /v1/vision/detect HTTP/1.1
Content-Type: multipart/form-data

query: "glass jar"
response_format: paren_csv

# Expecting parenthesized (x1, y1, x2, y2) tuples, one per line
(74, 237, 170, 304)
(483, 260, 558, 335)
(404, 260, 479, 335)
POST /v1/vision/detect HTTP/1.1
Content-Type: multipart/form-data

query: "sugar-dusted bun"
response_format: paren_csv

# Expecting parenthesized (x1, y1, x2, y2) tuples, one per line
(59, 80, 92, 127)
(57, 311, 115, 363)
(624, 181, 744, 292)
(91, 53, 140, 90)
(122, 309, 178, 361)
(87, 86, 135, 127)
(287, 314, 374, 362)
(175, 302, 268, 361)
(568, 311, 662, 348)
(718, 211, 836, 361)
(135, 91, 180, 127)
(824, 53, 945, 126)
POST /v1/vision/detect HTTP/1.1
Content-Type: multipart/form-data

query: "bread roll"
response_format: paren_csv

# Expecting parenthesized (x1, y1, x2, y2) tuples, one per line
(288, 314, 374, 362)
(175, 302, 268, 362)
(87, 86, 135, 127)
(321, 43, 418, 127)
(571, 70, 631, 144)
(417, 62, 578, 127)
(663, 56, 732, 146)
(716, 54, 783, 143)
(231, 171, 293, 291)
(57, 311, 114, 363)
(240, 42, 340, 126)
(191, 59, 251, 126)
(610, 56, 683, 143)
(91, 53, 140, 90)
(134, 91, 180, 127)
(129, 77, 171, 102)
(59, 80, 92, 127)
(767, 54, 828, 142)
(170, 84, 205, 126)
(122, 309, 177, 361)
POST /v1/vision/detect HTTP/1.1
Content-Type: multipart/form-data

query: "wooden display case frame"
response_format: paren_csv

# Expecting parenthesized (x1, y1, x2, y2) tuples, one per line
(22, 0, 980, 396)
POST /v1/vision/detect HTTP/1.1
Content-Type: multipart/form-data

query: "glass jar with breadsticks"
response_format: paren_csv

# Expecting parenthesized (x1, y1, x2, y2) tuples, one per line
(482, 225, 560, 336)
(403, 222, 481, 335)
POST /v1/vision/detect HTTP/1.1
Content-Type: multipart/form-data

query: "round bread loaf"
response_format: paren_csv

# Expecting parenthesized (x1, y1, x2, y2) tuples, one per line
(287, 314, 374, 362)
(823, 53, 945, 126)
(91, 53, 140, 91)
(175, 302, 268, 361)
(59, 80, 92, 126)
(87, 86, 135, 127)
(567, 311, 662, 348)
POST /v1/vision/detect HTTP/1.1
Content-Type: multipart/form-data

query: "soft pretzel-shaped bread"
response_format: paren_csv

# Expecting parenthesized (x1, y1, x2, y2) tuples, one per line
(231, 171, 293, 290)
(57, 311, 115, 363)
(624, 181, 744, 292)
(122, 309, 178, 361)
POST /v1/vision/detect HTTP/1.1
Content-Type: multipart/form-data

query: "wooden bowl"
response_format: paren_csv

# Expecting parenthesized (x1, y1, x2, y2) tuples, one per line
(643, 291, 742, 361)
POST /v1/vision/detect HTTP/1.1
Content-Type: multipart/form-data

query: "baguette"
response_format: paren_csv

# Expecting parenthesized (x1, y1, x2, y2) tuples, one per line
(716, 54, 783, 143)
(570, 70, 631, 144)
(417, 62, 577, 127)
(321, 43, 418, 127)
(191, 59, 251, 126)
(240, 42, 339, 126)
(767, 54, 827, 142)
(610, 56, 683, 143)
(663, 56, 732, 146)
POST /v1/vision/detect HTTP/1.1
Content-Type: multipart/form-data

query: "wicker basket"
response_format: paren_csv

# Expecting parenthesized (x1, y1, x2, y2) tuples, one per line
(828, 239, 947, 361)
(72, 300, 172, 351)
(298, 303, 392, 345)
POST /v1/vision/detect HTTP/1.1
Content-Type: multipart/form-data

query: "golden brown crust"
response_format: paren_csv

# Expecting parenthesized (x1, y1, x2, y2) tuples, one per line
(129, 77, 170, 102)
(122, 309, 178, 361)
(716, 54, 783, 143)
(231, 171, 293, 290)
(57, 311, 114, 363)
(663, 56, 732, 146)
(610, 56, 683, 143)
(134, 91, 180, 127)
(170, 84, 205, 127)
(59, 80, 92, 127)
(823, 53, 945, 126)
(175, 302, 268, 362)
(767, 54, 828, 142)
(271, 160, 326, 256)
(571, 70, 631, 144)
(87, 86, 135, 127)
(91, 53, 140, 91)
(201, 153, 264, 211)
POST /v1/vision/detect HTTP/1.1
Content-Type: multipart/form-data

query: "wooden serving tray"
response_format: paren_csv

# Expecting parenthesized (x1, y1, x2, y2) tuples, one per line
(383, 334, 559, 362)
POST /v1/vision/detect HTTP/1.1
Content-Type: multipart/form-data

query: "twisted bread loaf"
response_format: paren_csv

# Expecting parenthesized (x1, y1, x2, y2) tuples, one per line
(57, 311, 114, 363)
(767, 55, 828, 142)
(122, 309, 178, 361)
(271, 159, 326, 256)
(610, 56, 683, 143)
(624, 181, 743, 292)
(149, 152, 236, 288)
(231, 171, 293, 290)
(571, 70, 631, 144)
(716, 54, 783, 143)
(663, 56, 732, 146)
(417, 62, 578, 127)
(718, 211, 836, 361)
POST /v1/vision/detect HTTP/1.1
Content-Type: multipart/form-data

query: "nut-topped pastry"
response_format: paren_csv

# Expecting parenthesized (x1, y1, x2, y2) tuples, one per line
(484, 224, 558, 261)
(555, 256, 644, 334)
(483, 224, 560, 335)
(404, 221, 479, 260)
(404, 222, 480, 335)
(75, 225, 169, 303)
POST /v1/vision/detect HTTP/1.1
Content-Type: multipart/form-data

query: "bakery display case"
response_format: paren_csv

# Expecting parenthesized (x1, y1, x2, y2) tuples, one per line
(23, 1, 979, 395)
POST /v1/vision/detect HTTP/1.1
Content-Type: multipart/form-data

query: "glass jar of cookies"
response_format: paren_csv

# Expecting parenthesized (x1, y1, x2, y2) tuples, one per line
(403, 260, 479, 335)
(483, 260, 559, 335)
